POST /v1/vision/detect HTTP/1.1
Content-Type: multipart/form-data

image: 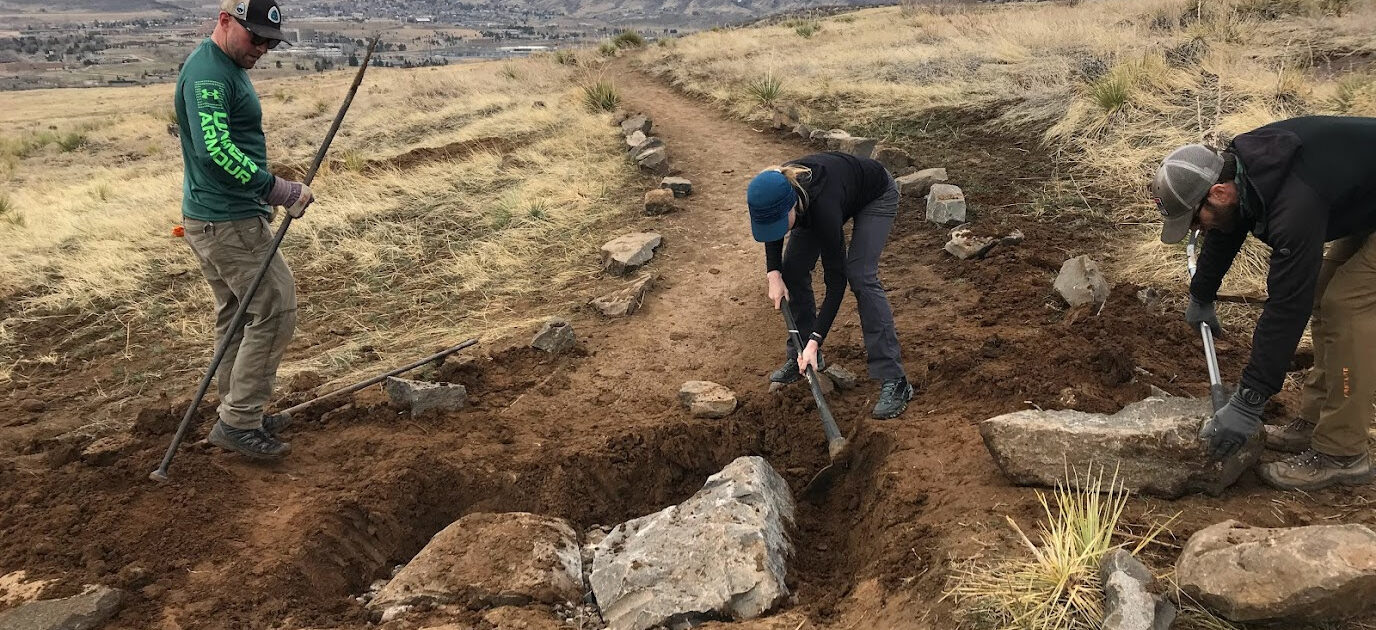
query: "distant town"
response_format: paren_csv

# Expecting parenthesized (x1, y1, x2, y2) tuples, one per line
(0, 1, 692, 91)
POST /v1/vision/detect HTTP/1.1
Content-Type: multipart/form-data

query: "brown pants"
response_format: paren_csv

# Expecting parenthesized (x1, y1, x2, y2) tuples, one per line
(184, 216, 297, 430)
(1301, 231, 1376, 457)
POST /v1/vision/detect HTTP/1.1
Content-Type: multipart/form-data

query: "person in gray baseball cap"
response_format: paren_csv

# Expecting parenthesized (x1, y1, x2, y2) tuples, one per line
(1150, 116, 1376, 491)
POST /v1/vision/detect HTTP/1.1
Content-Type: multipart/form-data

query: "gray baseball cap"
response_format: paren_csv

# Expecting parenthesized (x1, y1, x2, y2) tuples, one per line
(1150, 144, 1224, 244)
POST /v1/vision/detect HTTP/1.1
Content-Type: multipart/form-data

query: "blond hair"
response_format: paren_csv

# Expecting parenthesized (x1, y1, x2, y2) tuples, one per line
(761, 164, 812, 212)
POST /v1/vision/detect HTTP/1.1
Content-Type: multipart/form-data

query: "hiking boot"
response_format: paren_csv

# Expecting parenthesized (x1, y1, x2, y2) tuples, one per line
(872, 377, 914, 420)
(1264, 418, 1315, 454)
(1258, 449, 1373, 492)
(261, 412, 292, 436)
(208, 421, 291, 461)
(769, 354, 825, 384)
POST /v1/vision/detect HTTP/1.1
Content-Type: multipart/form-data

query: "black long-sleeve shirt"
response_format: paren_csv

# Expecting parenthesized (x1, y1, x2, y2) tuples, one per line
(1191, 116, 1376, 397)
(764, 151, 892, 344)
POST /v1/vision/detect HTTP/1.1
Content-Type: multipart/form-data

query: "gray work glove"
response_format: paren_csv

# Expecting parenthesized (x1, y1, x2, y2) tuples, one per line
(1185, 296, 1221, 334)
(1199, 386, 1265, 460)
(266, 176, 314, 219)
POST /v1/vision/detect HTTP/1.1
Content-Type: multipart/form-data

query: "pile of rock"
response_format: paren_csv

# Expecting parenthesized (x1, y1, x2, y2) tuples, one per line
(615, 112, 669, 175)
(365, 457, 796, 630)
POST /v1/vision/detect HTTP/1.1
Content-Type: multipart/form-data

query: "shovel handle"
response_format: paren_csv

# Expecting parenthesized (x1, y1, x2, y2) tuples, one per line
(780, 298, 845, 447)
(1189, 230, 1229, 413)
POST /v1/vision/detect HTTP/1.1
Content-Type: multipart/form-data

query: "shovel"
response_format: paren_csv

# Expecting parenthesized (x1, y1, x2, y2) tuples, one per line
(779, 297, 857, 501)
(1187, 229, 1228, 413)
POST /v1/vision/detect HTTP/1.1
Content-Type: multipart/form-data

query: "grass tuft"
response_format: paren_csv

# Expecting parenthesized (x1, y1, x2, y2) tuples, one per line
(613, 30, 646, 49)
(583, 80, 620, 111)
(794, 22, 821, 38)
(945, 467, 1172, 629)
(553, 49, 578, 66)
(598, 40, 619, 57)
(57, 132, 88, 153)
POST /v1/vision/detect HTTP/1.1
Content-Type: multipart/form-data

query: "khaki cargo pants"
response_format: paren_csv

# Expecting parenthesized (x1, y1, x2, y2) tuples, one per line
(183, 216, 297, 431)
(1301, 230, 1376, 457)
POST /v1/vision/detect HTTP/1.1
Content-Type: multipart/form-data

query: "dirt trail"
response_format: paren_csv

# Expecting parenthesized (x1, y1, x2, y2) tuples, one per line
(4, 58, 1376, 630)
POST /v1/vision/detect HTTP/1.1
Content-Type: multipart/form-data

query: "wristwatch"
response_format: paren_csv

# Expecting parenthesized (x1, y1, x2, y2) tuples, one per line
(1236, 386, 1266, 407)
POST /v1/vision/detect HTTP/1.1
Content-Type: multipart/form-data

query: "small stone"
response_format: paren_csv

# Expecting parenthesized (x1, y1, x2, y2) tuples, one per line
(792, 123, 812, 139)
(1055, 255, 1112, 309)
(833, 136, 878, 159)
(601, 232, 663, 276)
(874, 146, 913, 172)
(591, 274, 656, 318)
(660, 176, 693, 197)
(629, 135, 664, 156)
(678, 381, 738, 418)
(822, 365, 859, 391)
(383, 377, 468, 417)
(624, 130, 647, 151)
(1138, 287, 1161, 309)
(530, 319, 576, 354)
(643, 189, 677, 216)
(925, 183, 967, 226)
(944, 224, 997, 260)
(19, 398, 46, 413)
(897, 167, 947, 197)
(620, 114, 652, 136)
(1001, 229, 1025, 246)
(770, 108, 795, 130)
(635, 146, 670, 175)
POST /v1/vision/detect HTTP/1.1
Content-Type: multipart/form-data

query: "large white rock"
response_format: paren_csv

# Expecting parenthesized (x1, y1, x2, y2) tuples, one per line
(925, 183, 967, 225)
(1055, 255, 1111, 309)
(979, 396, 1262, 498)
(370, 512, 583, 616)
(1178, 520, 1376, 622)
(600, 232, 662, 276)
(678, 381, 738, 418)
(590, 456, 795, 630)
(0, 585, 125, 630)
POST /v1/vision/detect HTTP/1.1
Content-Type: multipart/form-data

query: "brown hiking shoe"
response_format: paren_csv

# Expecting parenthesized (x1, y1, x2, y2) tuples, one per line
(1263, 418, 1315, 453)
(1258, 449, 1373, 492)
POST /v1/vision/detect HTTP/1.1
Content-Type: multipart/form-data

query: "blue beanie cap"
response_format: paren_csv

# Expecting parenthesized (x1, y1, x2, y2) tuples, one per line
(746, 170, 796, 243)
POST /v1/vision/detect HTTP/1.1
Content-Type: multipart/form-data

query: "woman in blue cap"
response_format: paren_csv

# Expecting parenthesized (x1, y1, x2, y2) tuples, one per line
(747, 150, 911, 419)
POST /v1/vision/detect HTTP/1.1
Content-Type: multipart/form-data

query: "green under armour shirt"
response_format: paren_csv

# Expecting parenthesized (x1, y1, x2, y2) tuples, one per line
(175, 38, 275, 222)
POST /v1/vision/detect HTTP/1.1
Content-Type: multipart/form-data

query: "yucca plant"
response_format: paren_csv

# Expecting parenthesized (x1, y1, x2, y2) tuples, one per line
(795, 22, 821, 38)
(583, 80, 620, 112)
(598, 40, 619, 57)
(746, 74, 784, 107)
(613, 30, 645, 49)
(946, 467, 1172, 629)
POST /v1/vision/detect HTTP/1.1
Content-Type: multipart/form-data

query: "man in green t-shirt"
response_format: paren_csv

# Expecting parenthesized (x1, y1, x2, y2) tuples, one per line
(176, 0, 311, 461)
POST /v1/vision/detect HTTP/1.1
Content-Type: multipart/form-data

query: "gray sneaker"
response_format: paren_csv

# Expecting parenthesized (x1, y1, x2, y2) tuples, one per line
(1263, 418, 1315, 453)
(872, 377, 914, 419)
(208, 421, 291, 461)
(1258, 449, 1372, 492)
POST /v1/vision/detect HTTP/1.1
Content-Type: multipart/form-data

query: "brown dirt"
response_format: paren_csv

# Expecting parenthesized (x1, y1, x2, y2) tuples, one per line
(3, 58, 1375, 630)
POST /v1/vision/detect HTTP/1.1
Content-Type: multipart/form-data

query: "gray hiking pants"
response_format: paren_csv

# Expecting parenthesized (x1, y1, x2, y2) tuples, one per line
(782, 177, 905, 381)
(183, 216, 297, 430)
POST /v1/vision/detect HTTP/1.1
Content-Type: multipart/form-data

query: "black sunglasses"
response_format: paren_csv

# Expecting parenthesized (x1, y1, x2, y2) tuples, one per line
(236, 19, 281, 49)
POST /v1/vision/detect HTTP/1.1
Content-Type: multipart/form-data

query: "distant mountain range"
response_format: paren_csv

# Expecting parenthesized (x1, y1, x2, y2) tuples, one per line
(1, 0, 882, 22)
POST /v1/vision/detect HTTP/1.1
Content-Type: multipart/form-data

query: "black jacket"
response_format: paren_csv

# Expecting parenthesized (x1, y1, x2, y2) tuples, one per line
(1191, 116, 1376, 397)
(764, 151, 891, 343)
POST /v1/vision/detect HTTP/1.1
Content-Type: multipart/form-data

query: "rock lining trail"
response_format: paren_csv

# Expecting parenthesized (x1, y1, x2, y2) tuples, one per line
(4, 59, 1374, 629)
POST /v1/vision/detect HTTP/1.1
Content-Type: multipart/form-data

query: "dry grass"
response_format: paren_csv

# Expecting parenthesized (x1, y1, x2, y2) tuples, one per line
(0, 56, 637, 390)
(946, 468, 1174, 629)
(639, 0, 1376, 294)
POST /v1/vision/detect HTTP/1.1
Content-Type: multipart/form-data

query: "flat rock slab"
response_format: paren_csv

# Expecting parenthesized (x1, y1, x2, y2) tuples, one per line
(590, 456, 795, 630)
(601, 232, 662, 276)
(660, 177, 693, 197)
(678, 381, 738, 418)
(925, 183, 967, 225)
(823, 365, 858, 391)
(384, 377, 468, 417)
(874, 146, 913, 171)
(370, 512, 582, 616)
(1178, 520, 1376, 622)
(833, 136, 877, 159)
(629, 135, 664, 157)
(620, 114, 652, 136)
(979, 396, 1262, 498)
(1056, 255, 1112, 309)
(897, 167, 947, 197)
(944, 225, 997, 260)
(591, 274, 655, 318)
(624, 130, 647, 151)
(0, 585, 125, 630)
(530, 319, 575, 354)
(635, 146, 669, 175)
